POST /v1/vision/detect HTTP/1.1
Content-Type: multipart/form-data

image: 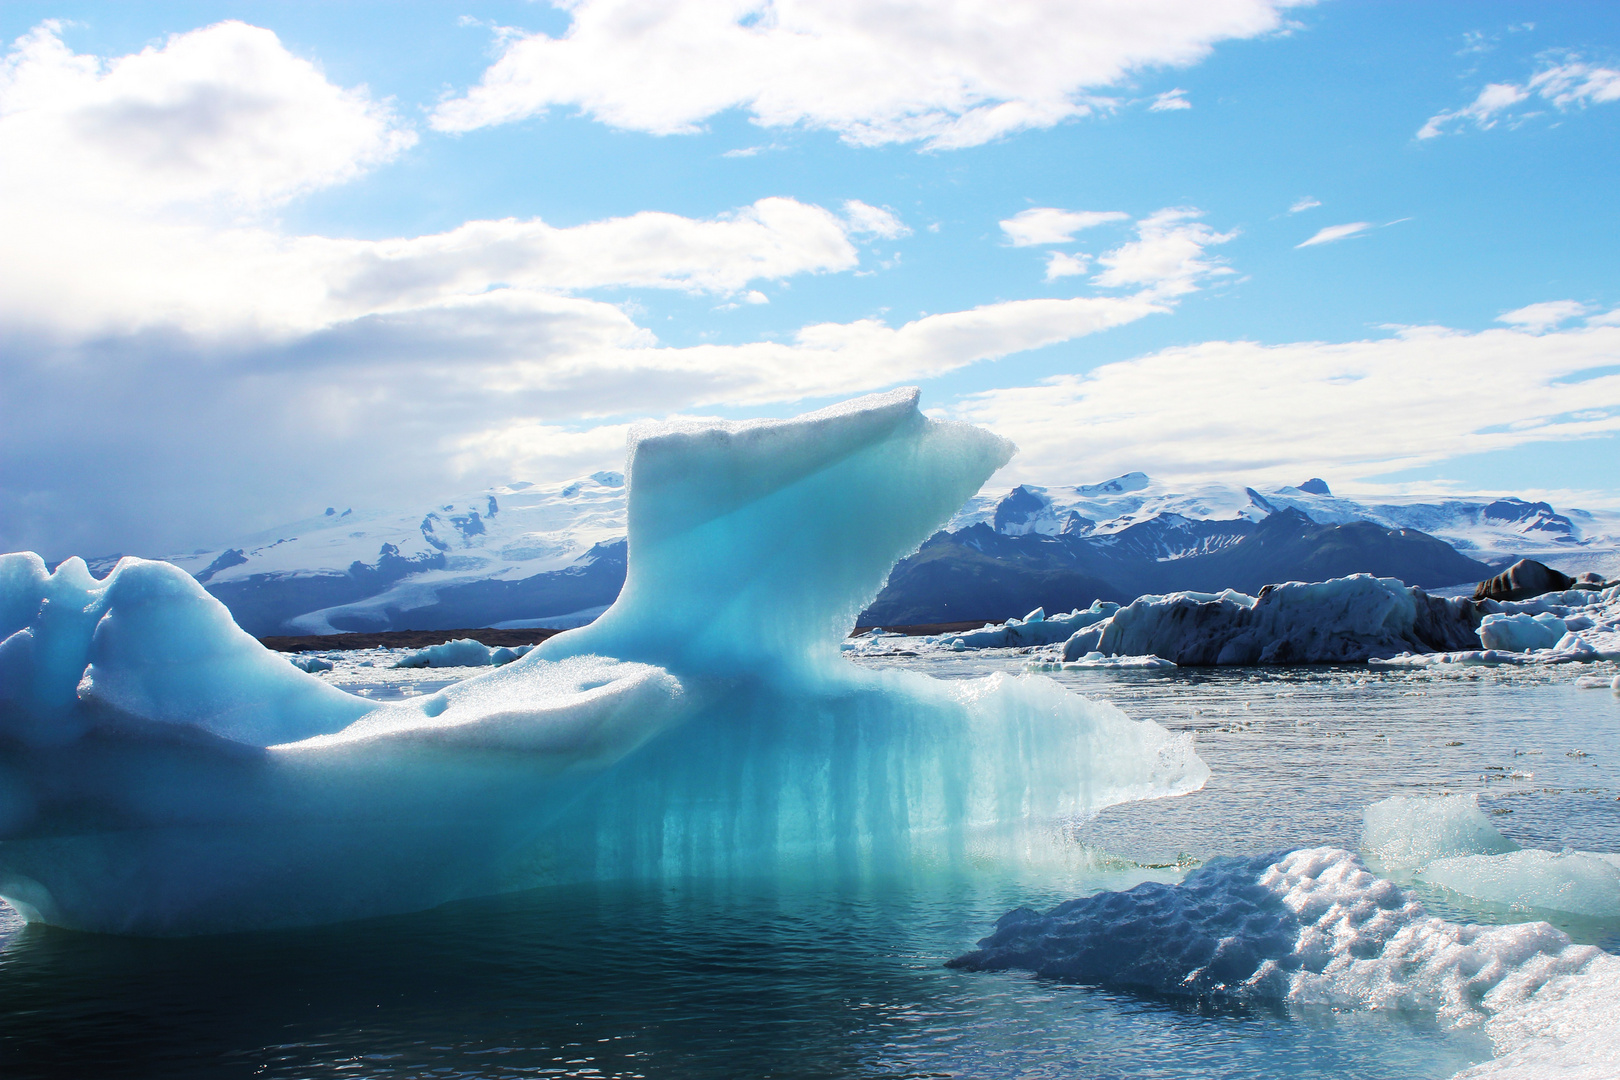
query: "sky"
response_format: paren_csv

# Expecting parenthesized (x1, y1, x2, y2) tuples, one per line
(2, 0, 1618, 558)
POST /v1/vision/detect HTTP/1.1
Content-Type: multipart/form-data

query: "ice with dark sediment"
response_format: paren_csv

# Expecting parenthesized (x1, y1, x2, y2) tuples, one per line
(0, 389, 1207, 935)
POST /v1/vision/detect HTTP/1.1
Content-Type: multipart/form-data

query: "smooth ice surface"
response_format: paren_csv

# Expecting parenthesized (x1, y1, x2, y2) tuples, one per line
(953, 845, 1620, 1080)
(0, 389, 1207, 934)
(1420, 850, 1620, 919)
(1479, 612, 1568, 652)
(1363, 795, 1620, 919)
(1362, 795, 1520, 867)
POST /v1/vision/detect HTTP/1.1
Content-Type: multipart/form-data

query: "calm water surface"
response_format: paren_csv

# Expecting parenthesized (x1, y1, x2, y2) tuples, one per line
(2, 657, 1616, 1079)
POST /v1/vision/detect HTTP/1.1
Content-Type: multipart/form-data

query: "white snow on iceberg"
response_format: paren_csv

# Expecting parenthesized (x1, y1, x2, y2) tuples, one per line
(952, 842, 1620, 1080)
(0, 389, 1208, 935)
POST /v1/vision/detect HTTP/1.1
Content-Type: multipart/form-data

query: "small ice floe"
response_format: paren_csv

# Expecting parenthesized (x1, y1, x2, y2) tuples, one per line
(394, 639, 535, 668)
(943, 602, 1120, 651)
(952, 844, 1620, 1078)
(1025, 651, 1175, 671)
(288, 654, 334, 673)
(1371, 650, 1534, 667)
(1364, 793, 1620, 917)
(956, 797, 1620, 1079)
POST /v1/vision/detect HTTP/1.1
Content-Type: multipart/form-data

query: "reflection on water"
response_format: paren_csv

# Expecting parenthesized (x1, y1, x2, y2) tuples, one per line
(2, 659, 1616, 1079)
(0, 876, 1488, 1080)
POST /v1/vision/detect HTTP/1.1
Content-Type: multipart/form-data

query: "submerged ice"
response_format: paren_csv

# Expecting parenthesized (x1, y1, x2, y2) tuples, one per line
(1363, 794, 1620, 919)
(0, 389, 1207, 935)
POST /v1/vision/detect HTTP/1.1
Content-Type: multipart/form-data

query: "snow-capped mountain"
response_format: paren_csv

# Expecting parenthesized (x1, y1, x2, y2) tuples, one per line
(159, 472, 630, 636)
(102, 471, 1618, 636)
(951, 474, 1620, 576)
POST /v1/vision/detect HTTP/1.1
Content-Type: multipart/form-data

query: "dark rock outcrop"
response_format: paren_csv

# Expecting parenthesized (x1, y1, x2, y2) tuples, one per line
(1473, 558, 1576, 602)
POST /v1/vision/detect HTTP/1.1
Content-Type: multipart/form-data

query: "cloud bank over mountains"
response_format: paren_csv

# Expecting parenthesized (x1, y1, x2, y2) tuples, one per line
(1, 6, 1617, 559)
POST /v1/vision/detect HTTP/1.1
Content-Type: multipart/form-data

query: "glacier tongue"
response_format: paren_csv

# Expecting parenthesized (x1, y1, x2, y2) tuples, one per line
(0, 389, 1208, 934)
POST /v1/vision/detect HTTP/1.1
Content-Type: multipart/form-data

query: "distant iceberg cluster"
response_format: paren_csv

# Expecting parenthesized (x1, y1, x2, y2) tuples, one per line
(954, 796, 1620, 1079)
(862, 569, 1620, 670)
(0, 389, 1208, 935)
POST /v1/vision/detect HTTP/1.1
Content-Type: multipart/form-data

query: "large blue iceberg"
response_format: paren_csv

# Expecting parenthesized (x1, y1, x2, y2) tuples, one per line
(0, 389, 1207, 935)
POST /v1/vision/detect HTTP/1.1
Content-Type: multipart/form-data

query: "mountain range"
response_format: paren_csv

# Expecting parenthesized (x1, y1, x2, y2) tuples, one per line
(86, 472, 1619, 636)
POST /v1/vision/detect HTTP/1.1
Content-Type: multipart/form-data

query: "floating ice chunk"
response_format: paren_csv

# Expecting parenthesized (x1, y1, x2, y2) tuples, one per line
(1362, 795, 1519, 867)
(1371, 649, 1534, 667)
(394, 638, 496, 668)
(950, 601, 1119, 650)
(489, 644, 533, 666)
(1026, 651, 1176, 670)
(1419, 849, 1620, 918)
(289, 655, 334, 673)
(954, 845, 1620, 1078)
(1479, 612, 1567, 652)
(952, 846, 1605, 1018)
(1063, 575, 1480, 665)
(0, 388, 1209, 934)
(1363, 795, 1620, 918)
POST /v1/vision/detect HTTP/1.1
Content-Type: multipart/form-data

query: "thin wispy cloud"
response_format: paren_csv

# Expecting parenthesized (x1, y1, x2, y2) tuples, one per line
(1288, 196, 1320, 214)
(1419, 54, 1620, 138)
(1149, 88, 1192, 111)
(1296, 222, 1370, 248)
(953, 320, 1620, 489)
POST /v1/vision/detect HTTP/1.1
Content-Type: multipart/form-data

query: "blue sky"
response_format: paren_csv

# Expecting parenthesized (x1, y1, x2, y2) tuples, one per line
(2, 1, 1617, 556)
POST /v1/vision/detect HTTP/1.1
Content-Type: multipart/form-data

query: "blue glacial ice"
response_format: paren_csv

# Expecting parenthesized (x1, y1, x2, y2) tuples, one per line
(0, 388, 1208, 935)
(391, 638, 534, 668)
(1363, 794, 1620, 918)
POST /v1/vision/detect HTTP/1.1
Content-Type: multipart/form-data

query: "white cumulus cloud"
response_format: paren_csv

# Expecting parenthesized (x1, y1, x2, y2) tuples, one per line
(0, 20, 415, 210)
(842, 200, 909, 239)
(1044, 251, 1089, 280)
(1091, 208, 1236, 298)
(1000, 207, 1128, 246)
(431, 0, 1313, 149)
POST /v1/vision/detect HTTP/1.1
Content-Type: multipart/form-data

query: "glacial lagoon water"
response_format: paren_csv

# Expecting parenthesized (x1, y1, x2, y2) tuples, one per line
(2, 654, 1615, 1079)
